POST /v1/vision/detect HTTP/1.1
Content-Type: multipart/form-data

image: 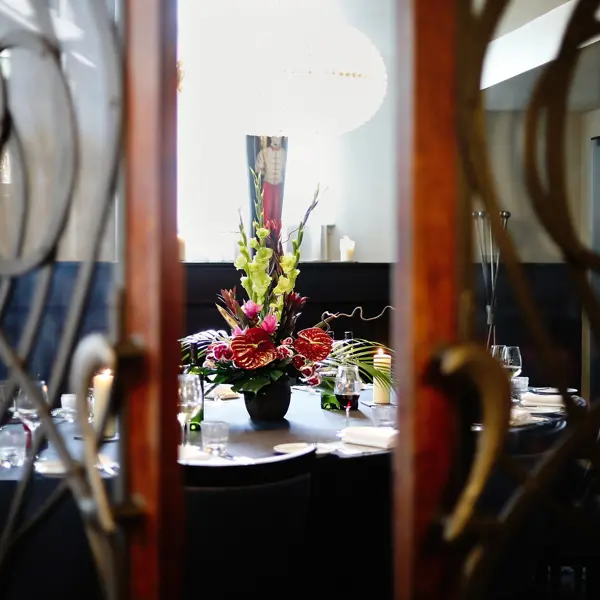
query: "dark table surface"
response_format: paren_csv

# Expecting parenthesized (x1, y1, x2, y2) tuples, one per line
(187, 386, 390, 458)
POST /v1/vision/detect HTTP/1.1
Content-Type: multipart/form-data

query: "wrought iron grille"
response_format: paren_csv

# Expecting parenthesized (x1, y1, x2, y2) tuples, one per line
(0, 2, 126, 598)
(436, 0, 600, 598)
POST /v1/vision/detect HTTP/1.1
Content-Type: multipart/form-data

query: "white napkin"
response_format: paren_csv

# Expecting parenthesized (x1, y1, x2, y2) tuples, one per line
(206, 384, 240, 400)
(178, 445, 212, 462)
(510, 407, 534, 426)
(520, 392, 564, 407)
(340, 426, 396, 449)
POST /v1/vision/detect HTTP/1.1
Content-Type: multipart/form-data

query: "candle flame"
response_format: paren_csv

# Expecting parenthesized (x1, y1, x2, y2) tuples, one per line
(101, 368, 112, 376)
(377, 348, 384, 356)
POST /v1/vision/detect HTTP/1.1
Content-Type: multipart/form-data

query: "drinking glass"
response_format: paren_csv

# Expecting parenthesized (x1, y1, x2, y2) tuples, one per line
(511, 376, 529, 405)
(201, 420, 229, 455)
(372, 404, 397, 428)
(14, 381, 49, 460)
(490, 345, 507, 363)
(178, 374, 203, 446)
(334, 365, 361, 411)
(54, 393, 94, 423)
(0, 428, 26, 467)
(502, 346, 523, 379)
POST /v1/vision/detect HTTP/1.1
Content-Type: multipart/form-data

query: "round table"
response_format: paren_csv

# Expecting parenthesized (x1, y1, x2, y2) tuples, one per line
(188, 387, 388, 458)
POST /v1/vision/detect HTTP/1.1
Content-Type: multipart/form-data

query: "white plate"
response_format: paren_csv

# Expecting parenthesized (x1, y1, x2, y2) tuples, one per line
(34, 454, 118, 477)
(520, 405, 564, 415)
(273, 442, 336, 456)
(35, 460, 66, 476)
(530, 387, 577, 395)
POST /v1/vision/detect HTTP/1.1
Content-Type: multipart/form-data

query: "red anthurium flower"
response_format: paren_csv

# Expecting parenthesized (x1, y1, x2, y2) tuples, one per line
(231, 327, 277, 369)
(292, 354, 307, 370)
(293, 328, 333, 363)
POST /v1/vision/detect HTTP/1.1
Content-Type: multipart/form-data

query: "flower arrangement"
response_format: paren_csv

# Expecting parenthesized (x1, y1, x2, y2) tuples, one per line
(181, 172, 393, 416)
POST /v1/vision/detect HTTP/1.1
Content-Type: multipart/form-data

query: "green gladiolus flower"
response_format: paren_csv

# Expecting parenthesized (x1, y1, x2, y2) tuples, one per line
(240, 276, 253, 297)
(255, 247, 273, 263)
(273, 276, 293, 295)
(249, 238, 260, 250)
(256, 227, 270, 240)
(280, 253, 296, 274)
(234, 254, 248, 270)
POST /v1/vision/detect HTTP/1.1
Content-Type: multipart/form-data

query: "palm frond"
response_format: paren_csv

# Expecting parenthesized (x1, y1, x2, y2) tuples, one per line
(319, 339, 395, 390)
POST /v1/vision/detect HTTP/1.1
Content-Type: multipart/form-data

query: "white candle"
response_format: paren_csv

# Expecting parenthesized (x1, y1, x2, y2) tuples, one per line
(93, 369, 117, 438)
(339, 236, 355, 261)
(178, 235, 186, 261)
(373, 348, 392, 404)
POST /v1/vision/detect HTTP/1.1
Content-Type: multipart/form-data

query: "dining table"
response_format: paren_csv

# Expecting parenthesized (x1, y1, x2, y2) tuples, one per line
(187, 385, 393, 458)
(0, 386, 577, 600)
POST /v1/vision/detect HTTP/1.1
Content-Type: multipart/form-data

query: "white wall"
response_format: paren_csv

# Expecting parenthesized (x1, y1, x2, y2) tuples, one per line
(177, 0, 396, 263)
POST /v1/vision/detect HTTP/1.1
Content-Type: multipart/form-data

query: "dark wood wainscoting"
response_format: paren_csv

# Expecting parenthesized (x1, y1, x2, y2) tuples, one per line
(184, 262, 392, 345)
(0, 262, 581, 390)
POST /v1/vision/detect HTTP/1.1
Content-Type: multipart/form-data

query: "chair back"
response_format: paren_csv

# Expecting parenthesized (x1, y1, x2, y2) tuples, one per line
(182, 448, 316, 600)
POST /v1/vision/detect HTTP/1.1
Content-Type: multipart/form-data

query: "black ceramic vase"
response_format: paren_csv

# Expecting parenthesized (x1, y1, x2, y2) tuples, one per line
(243, 377, 291, 422)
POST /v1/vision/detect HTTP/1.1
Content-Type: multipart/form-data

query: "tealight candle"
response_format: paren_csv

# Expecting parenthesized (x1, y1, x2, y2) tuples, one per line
(178, 235, 186, 261)
(373, 348, 392, 404)
(339, 235, 355, 261)
(93, 369, 117, 438)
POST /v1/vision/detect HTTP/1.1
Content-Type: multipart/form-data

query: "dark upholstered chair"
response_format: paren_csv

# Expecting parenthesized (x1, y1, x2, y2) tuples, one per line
(182, 448, 316, 600)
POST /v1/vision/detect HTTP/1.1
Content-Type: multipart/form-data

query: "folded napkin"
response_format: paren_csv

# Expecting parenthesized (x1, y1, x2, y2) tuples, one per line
(340, 426, 396, 449)
(206, 384, 240, 400)
(178, 445, 211, 462)
(520, 392, 564, 407)
(510, 407, 534, 427)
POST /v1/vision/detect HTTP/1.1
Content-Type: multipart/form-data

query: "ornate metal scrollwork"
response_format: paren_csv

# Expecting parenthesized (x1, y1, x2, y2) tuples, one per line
(445, 0, 600, 597)
(0, 3, 129, 598)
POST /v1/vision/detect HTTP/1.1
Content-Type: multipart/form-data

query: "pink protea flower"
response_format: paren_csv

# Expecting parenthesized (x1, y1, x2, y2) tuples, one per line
(242, 300, 262, 320)
(300, 364, 316, 378)
(277, 345, 294, 360)
(281, 337, 294, 346)
(304, 374, 322, 386)
(260, 314, 278, 334)
(232, 326, 247, 337)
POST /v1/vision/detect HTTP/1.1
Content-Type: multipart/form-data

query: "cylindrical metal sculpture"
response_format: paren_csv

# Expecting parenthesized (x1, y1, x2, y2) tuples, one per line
(473, 210, 511, 348)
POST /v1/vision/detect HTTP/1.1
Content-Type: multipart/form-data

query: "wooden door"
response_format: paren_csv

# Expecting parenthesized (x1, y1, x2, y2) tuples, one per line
(395, 1, 600, 598)
(0, 1, 182, 599)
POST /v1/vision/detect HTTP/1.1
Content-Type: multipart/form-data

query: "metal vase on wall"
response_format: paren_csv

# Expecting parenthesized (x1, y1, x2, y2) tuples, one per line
(246, 135, 288, 238)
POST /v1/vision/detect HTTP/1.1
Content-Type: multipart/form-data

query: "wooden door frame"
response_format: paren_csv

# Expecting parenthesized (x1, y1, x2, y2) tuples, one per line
(124, 0, 183, 598)
(394, 1, 459, 598)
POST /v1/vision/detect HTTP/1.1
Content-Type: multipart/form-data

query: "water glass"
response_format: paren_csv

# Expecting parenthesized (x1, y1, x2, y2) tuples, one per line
(0, 428, 26, 467)
(511, 376, 529, 404)
(55, 393, 94, 423)
(201, 420, 229, 455)
(372, 404, 397, 428)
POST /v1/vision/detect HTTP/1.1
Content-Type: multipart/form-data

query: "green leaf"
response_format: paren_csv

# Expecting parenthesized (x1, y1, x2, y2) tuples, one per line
(269, 369, 284, 381)
(232, 376, 271, 394)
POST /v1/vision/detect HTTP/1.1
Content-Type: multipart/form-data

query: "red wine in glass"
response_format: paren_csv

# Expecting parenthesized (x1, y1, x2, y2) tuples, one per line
(335, 394, 359, 410)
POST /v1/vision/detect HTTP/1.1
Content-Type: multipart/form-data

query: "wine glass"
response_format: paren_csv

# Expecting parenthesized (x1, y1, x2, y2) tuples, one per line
(334, 365, 361, 437)
(490, 345, 507, 363)
(14, 381, 49, 461)
(178, 374, 202, 446)
(502, 346, 522, 379)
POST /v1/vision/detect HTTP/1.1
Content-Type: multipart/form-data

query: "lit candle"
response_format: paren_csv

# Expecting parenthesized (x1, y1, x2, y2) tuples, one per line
(339, 235, 355, 261)
(373, 348, 392, 404)
(93, 369, 117, 438)
(178, 235, 186, 261)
